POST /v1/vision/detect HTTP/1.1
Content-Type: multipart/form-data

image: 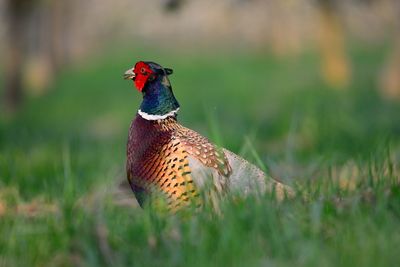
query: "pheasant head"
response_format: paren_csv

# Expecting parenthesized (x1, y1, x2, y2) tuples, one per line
(124, 61, 179, 120)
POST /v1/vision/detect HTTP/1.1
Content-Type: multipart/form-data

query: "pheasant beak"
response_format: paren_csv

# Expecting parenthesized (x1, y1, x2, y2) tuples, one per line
(124, 68, 136, 80)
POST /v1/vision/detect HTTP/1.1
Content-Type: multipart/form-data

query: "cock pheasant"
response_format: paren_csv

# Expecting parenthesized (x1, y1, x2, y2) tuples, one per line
(124, 61, 293, 212)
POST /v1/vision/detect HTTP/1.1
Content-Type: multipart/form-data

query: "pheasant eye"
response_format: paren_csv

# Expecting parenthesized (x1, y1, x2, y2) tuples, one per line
(140, 67, 146, 74)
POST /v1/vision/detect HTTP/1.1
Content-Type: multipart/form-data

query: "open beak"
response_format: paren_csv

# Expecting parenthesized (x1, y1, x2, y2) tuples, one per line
(124, 69, 136, 80)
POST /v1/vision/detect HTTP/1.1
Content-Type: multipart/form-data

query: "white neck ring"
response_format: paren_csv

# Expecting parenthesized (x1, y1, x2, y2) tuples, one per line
(138, 108, 179, 121)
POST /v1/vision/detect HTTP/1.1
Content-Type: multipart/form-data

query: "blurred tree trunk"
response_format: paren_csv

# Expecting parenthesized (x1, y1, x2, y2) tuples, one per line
(2, 0, 72, 113)
(316, 0, 351, 89)
(163, 0, 186, 12)
(50, 0, 65, 71)
(3, 0, 31, 113)
(24, 0, 69, 96)
(380, 0, 400, 99)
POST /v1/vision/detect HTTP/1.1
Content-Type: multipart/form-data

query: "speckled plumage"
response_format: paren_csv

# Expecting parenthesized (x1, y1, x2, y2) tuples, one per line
(126, 115, 293, 212)
(126, 115, 231, 211)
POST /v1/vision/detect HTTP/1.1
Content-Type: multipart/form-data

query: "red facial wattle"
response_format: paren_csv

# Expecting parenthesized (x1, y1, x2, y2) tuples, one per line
(134, 75, 148, 92)
(133, 61, 154, 92)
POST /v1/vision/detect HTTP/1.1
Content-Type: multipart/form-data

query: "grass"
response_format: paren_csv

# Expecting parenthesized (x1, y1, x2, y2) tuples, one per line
(0, 44, 400, 267)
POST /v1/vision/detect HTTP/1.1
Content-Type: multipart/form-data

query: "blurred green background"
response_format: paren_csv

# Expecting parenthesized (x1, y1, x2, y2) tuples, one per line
(1, 1, 400, 266)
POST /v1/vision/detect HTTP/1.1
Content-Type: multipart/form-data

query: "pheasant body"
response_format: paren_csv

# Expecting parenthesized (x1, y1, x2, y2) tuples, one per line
(124, 61, 293, 212)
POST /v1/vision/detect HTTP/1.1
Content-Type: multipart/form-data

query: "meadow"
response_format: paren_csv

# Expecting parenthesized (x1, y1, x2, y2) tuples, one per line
(1, 44, 399, 267)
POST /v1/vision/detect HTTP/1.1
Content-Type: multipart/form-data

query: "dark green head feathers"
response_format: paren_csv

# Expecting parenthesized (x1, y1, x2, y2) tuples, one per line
(124, 61, 179, 120)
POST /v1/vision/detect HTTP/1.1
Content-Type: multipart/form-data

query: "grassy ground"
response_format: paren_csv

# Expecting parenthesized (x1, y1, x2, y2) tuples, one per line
(1, 45, 400, 267)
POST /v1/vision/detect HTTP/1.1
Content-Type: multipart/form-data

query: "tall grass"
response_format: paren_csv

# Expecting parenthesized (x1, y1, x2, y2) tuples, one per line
(0, 45, 399, 267)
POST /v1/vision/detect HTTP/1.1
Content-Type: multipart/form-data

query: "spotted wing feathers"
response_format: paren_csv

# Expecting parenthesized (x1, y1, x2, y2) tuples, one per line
(177, 127, 232, 177)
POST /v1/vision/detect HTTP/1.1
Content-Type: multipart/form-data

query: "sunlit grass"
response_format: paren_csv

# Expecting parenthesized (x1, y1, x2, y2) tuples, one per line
(1, 45, 400, 267)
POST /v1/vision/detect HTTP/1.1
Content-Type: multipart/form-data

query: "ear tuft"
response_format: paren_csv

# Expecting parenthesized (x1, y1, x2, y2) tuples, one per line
(165, 68, 173, 75)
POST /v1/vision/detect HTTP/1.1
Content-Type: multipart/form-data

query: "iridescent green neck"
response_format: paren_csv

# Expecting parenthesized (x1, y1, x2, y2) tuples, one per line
(139, 76, 180, 120)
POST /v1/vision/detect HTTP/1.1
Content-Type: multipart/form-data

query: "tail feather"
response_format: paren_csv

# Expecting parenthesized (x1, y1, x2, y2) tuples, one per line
(223, 149, 294, 200)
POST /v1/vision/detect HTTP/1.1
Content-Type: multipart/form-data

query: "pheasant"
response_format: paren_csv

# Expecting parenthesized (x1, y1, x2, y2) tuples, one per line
(124, 61, 293, 212)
